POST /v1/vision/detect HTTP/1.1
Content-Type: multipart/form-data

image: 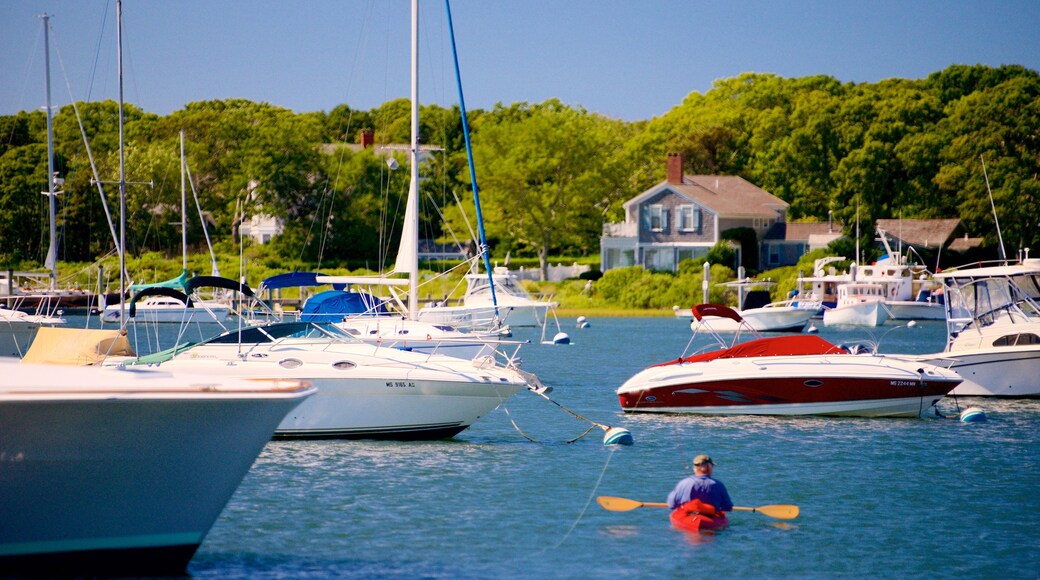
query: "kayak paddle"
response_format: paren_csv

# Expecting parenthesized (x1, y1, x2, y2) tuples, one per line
(597, 496, 799, 520)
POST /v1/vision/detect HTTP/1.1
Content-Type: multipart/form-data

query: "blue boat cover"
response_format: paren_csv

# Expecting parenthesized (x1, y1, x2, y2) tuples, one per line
(300, 290, 391, 322)
(261, 272, 346, 291)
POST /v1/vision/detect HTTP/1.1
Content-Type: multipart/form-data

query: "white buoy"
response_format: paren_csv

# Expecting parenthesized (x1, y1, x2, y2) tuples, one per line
(960, 407, 987, 422)
(603, 426, 633, 445)
(576, 315, 590, 329)
(807, 324, 818, 333)
(552, 332, 571, 345)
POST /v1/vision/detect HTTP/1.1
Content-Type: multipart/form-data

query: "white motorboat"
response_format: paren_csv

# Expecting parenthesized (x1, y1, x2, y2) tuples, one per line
(0, 359, 314, 576)
(0, 307, 64, 357)
(418, 266, 558, 330)
(922, 258, 1040, 397)
(255, 273, 513, 360)
(618, 304, 961, 417)
(856, 227, 944, 320)
(823, 282, 889, 327)
(136, 321, 530, 439)
(674, 278, 814, 332)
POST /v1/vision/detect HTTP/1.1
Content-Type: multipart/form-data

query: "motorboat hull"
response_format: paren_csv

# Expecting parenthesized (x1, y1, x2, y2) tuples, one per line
(0, 310, 64, 358)
(886, 301, 945, 321)
(149, 339, 528, 440)
(924, 347, 1040, 397)
(679, 305, 814, 332)
(0, 362, 313, 576)
(823, 301, 888, 327)
(617, 355, 960, 417)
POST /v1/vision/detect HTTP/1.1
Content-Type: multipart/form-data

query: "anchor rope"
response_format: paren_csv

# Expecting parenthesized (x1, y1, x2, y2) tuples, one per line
(549, 446, 617, 550)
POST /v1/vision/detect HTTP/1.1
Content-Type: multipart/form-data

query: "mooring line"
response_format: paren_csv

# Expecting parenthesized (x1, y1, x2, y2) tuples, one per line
(550, 446, 616, 550)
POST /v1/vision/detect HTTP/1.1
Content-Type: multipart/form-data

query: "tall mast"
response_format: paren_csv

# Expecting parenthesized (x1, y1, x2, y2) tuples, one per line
(180, 130, 187, 273)
(40, 13, 59, 290)
(117, 0, 127, 322)
(406, 0, 420, 318)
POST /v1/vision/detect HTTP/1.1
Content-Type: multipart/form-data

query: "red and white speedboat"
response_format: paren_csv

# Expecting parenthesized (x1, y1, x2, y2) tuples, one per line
(617, 304, 961, 417)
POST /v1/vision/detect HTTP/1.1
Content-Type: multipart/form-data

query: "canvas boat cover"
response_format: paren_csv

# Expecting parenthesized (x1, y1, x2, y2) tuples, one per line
(653, 334, 845, 367)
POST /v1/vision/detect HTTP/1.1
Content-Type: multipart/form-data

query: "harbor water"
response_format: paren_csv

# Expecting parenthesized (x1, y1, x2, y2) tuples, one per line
(66, 315, 1040, 577)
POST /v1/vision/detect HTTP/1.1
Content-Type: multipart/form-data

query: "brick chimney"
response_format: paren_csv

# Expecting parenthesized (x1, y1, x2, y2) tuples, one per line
(360, 130, 374, 148)
(666, 153, 684, 184)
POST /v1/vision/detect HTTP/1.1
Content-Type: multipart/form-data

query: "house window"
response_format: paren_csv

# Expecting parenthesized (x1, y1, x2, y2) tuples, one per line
(768, 244, 781, 265)
(677, 205, 701, 233)
(644, 247, 674, 271)
(644, 204, 667, 232)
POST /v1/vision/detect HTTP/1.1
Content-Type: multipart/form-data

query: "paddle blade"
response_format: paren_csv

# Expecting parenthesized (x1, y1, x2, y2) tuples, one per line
(597, 496, 669, 512)
(732, 504, 800, 519)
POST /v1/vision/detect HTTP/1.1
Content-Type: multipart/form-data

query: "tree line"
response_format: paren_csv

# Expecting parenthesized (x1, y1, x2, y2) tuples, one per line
(1, 64, 1037, 279)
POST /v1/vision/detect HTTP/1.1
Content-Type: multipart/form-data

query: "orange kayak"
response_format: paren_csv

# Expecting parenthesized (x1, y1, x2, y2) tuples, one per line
(670, 499, 729, 532)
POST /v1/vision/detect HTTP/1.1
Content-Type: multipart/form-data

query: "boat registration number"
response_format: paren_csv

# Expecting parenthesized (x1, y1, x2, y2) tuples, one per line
(386, 381, 417, 388)
(889, 380, 918, 387)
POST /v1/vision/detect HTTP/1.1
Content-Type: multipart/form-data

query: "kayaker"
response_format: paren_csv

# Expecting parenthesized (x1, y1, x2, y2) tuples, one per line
(667, 454, 734, 514)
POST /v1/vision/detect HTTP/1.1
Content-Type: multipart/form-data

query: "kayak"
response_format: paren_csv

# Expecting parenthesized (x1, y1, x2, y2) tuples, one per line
(670, 499, 729, 532)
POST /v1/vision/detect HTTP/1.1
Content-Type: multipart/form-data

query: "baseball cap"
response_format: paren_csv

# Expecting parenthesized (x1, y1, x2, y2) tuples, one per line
(693, 454, 714, 466)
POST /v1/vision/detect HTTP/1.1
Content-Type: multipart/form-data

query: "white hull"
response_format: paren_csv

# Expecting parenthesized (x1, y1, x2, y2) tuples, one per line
(0, 361, 313, 575)
(677, 305, 813, 332)
(924, 347, 1040, 397)
(101, 302, 231, 324)
(823, 301, 888, 327)
(145, 333, 528, 439)
(0, 310, 64, 358)
(334, 317, 504, 359)
(886, 301, 945, 320)
(418, 302, 552, 330)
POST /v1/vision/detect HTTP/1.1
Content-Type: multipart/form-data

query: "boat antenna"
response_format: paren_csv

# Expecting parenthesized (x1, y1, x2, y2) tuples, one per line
(980, 155, 1007, 263)
(444, 0, 499, 319)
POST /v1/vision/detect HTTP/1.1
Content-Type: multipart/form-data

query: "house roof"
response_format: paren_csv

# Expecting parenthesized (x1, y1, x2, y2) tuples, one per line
(875, 219, 961, 250)
(625, 175, 788, 219)
(947, 236, 985, 252)
(765, 221, 844, 242)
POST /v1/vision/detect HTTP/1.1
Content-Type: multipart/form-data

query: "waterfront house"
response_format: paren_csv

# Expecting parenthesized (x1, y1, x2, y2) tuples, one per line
(600, 154, 789, 272)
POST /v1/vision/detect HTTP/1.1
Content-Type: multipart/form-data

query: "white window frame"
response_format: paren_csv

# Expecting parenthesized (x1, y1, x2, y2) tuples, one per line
(677, 205, 701, 233)
(647, 204, 667, 232)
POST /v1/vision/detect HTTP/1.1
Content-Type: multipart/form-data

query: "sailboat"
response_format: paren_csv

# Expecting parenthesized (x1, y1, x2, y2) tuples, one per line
(100, 131, 231, 324)
(3, 6, 318, 575)
(102, 0, 535, 439)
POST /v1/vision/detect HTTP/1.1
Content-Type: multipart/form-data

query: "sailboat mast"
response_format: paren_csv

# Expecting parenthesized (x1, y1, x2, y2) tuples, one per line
(41, 13, 58, 290)
(406, 0, 420, 319)
(181, 130, 187, 273)
(117, 0, 127, 322)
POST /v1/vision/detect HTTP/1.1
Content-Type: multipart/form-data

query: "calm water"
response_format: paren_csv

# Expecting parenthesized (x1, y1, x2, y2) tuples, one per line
(70, 315, 1040, 577)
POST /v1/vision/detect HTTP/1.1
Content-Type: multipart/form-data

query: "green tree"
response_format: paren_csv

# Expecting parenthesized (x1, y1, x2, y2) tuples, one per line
(447, 100, 631, 279)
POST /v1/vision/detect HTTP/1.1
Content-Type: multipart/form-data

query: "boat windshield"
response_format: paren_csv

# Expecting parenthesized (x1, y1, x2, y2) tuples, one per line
(946, 277, 1040, 325)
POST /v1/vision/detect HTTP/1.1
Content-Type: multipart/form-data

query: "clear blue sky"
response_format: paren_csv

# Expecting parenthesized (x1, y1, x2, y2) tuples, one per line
(3, 0, 1039, 122)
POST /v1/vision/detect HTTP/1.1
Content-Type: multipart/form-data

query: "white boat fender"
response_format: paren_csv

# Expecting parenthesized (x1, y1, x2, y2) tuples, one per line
(960, 407, 987, 422)
(603, 426, 634, 446)
(806, 324, 818, 333)
(552, 332, 571, 345)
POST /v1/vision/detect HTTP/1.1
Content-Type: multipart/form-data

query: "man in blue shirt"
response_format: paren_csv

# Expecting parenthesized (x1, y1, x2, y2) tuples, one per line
(667, 454, 734, 513)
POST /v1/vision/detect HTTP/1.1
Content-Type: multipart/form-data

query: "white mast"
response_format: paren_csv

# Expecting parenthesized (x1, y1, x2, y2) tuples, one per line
(393, 0, 420, 319)
(40, 13, 61, 290)
(117, 0, 127, 322)
(180, 130, 188, 273)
